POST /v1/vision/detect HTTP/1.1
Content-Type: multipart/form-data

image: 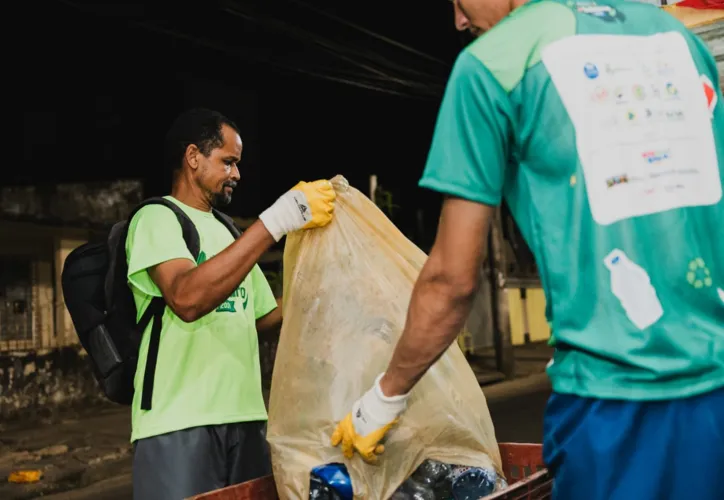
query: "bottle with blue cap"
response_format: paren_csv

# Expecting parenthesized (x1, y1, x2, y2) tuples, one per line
(309, 463, 353, 500)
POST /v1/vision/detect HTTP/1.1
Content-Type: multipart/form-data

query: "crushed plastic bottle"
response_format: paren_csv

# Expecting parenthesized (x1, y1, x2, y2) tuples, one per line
(412, 459, 453, 498)
(449, 466, 497, 500)
(391, 477, 436, 500)
(309, 459, 503, 499)
(309, 463, 353, 500)
(309, 474, 343, 500)
(412, 459, 452, 487)
(497, 476, 509, 491)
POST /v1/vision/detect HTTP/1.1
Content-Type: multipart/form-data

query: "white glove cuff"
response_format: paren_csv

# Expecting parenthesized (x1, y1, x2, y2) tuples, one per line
(357, 373, 409, 429)
(259, 190, 310, 242)
(259, 205, 286, 242)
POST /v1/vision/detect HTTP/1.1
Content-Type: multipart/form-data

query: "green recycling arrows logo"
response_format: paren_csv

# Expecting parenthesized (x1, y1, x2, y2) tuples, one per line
(686, 258, 712, 289)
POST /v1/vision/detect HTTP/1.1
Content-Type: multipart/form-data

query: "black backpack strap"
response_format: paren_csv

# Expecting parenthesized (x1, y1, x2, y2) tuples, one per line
(126, 197, 202, 411)
(129, 197, 202, 259)
(138, 297, 165, 411)
(212, 208, 242, 239)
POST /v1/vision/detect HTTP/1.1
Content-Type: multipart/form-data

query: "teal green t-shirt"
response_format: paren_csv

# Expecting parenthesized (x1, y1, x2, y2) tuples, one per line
(125, 197, 278, 441)
(421, 0, 724, 400)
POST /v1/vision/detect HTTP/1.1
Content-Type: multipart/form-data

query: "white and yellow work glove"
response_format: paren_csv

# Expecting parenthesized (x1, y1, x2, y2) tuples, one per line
(259, 180, 336, 242)
(330, 374, 409, 464)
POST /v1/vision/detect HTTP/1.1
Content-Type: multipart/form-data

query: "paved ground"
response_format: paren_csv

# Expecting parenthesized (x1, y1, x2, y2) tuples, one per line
(0, 406, 132, 500)
(1, 344, 552, 500)
(43, 473, 133, 500)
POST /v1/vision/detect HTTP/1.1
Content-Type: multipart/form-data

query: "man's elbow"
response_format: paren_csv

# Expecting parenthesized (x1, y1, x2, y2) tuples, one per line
(165, 287, 204, 323)
(422, 262, 479, 305)
(175, 307, 201, 323)
(168, 300, 202, 323)
(441, 276, 479, 304)
(150, 265, 204, 322)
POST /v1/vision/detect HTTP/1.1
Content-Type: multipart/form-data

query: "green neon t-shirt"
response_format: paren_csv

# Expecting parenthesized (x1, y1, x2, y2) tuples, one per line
(125, 196, 277, 441)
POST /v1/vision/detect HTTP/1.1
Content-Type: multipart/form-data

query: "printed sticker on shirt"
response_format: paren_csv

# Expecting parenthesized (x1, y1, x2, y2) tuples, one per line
(604, 249, 663, 330)
(572, 1, 626, 22)
(542, 32, 721, 226)
(701, 74, 717, 117)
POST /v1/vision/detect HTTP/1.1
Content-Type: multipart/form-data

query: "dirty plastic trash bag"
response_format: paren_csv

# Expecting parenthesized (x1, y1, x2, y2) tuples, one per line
(267, 175, 502, 499)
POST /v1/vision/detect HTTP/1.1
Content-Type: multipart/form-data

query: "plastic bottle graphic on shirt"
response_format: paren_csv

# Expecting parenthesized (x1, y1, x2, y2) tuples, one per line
(604, 249, 664, 330)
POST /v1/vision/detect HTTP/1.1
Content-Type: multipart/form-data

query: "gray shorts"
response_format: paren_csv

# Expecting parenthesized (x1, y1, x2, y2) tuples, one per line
(132, 421, 271, 500)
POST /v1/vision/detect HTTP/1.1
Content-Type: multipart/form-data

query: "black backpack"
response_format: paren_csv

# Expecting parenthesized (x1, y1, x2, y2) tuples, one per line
(61, 197, 240, 410)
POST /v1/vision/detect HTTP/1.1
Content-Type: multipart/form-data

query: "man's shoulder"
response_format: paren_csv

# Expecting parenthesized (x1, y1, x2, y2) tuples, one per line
(128, 202, 181, 232)
(463, 0, 576, 93)
(125, 200, 191, 254)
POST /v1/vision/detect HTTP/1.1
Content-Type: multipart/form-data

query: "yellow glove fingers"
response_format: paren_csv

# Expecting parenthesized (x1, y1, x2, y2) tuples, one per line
(330, 425, 342, 447)
(361, 451, 378, 465)
(330, 409, 401, 464)
(341, 432, 355, 459)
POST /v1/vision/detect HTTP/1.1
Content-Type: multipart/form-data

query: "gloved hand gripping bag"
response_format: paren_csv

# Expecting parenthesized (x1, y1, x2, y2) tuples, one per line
(268, 175, 502, 499)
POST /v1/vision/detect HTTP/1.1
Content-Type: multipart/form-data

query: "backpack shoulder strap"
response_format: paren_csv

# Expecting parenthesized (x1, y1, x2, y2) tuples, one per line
(139, 295, 165, 411)
(129, 197, 202, 260)
(123, 197, 202, 411)
(211, 208, 242, 239)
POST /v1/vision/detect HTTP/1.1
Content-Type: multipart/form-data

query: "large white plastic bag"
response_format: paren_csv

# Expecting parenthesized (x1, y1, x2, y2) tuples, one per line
(268, 175, 502, 499)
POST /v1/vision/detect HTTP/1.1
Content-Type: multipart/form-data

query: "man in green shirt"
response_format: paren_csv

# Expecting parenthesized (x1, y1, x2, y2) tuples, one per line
(128, 108, 336, 499)
(332, 1, 724, 498)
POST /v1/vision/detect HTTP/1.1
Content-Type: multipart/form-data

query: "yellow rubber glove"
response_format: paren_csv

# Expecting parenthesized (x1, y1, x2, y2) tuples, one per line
(259, 179, 336, 241)
(330, 374, 409, 464)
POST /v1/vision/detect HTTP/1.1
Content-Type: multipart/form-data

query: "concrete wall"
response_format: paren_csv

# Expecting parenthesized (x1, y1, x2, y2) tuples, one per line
(0, 221, 89, 351)
(0, 219, 91, 418)
(0, 346, 104, 420)
(54, 236, 90, 345)
(0, 180, 143, 228)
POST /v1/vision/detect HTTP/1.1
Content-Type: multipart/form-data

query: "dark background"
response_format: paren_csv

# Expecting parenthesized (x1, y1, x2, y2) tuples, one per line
(19, 0, 472, 247)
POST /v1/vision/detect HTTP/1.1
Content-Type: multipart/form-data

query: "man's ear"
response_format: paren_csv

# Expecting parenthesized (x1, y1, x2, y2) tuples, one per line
(185, 144, 201, 170)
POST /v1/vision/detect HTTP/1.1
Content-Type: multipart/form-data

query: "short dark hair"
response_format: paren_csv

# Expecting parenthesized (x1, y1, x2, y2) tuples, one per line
(164, 108, 240, 170)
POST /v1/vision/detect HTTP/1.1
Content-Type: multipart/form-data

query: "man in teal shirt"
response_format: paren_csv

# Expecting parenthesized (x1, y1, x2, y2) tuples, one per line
(332, 1, 724, 498)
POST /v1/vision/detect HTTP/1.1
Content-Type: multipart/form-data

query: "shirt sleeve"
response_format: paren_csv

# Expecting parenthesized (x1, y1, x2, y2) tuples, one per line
(125, 205, 196, 297)
(419, 50, 514, 206)
(250, 265, 278, 320)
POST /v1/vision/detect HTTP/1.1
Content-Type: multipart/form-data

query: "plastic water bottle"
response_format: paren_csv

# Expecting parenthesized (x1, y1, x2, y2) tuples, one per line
(309, 474, 342, 500)
(309, 463, 353, 500)
(604, 249, 663, 330)
(412, 459, 452, 486)
(391, 478, 436, 500)
(497, 476, 509, 491)
(449, 466, 497, 500)
(412, 459, 453, 498)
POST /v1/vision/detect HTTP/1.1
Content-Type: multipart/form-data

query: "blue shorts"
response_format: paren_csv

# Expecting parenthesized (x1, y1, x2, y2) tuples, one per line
(543, 387, 724, 500)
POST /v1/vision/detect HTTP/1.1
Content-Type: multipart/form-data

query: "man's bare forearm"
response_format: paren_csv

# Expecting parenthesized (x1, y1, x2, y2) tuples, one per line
(379, 257, 478, 397)
(377, 197, 493, 398)
(169, 220, 275, 321)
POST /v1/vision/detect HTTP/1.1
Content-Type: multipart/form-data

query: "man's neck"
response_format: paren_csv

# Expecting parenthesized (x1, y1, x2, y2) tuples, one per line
(171, 173, 212, 212)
